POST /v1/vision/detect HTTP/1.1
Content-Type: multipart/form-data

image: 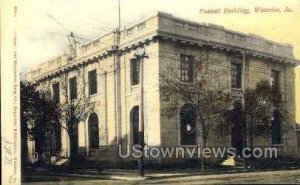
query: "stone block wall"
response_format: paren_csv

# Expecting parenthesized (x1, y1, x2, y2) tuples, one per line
(26, 13, 300, 166)
(158, 38, 298, 156)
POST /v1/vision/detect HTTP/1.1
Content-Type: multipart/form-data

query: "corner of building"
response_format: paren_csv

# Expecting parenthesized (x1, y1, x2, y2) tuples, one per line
(295, 65, 300, 156)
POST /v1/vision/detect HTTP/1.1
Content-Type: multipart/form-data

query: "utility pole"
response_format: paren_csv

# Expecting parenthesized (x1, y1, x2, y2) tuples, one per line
(113, 0, 122, 164)
(118, 0, 121, 29)
(134, 48, 148, 177)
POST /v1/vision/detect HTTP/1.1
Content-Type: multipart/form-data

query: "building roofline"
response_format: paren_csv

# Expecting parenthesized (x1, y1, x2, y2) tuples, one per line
(32, 11, 297, 67)
(31, 11, 300, 72)
(156, 11, 294, 48)
(27, 11, 300, 82)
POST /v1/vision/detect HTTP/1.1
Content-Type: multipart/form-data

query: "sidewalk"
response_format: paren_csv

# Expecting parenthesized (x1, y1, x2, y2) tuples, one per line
(25, 166, 300, 181)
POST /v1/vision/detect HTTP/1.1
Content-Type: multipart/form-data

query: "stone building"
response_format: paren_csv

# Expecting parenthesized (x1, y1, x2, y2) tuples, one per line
(27, 12, 300, 166)
(296, 66, 300, 155)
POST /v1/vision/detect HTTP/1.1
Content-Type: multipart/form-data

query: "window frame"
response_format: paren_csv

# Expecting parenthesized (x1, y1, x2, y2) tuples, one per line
(130, 106, 139, 145)
(231, 62, 242, 89)
(180, 54, 194, 83)
(271, 69, 280, 92)
(88, 69, 97, 95)
(69, 77, 77, 100)
(89, 113, 99, 149)
(180, 104, 197, 146)
(130, 58, 140, 86)
(52, 82, 60, 104)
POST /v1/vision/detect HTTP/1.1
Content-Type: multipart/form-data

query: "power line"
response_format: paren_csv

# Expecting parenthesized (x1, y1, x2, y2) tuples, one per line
(46, 14, 95, 43)
(46, 13, 121, 44)
(46, 14, 72, 33)
(56, 15, 116, 33)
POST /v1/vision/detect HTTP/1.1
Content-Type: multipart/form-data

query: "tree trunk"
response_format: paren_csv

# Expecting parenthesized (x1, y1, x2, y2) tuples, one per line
(201, 137, 207, 172)
(243, 117, 248, 169)
(68, 130, 78, 172)
(249, 114, 254, 168)
(196, 116, 205, 172)
(21, 120, 28, 174)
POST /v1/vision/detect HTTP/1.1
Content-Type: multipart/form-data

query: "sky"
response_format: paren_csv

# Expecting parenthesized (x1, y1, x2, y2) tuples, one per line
(17, 0, 300, 72)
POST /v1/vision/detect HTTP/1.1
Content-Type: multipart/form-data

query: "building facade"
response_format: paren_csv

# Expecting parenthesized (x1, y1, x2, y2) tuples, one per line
(296, 66, 300, 155)
(27, 12, 300, 167)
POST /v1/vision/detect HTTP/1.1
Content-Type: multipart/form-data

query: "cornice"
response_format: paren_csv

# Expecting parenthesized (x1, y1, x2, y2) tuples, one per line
(31, 30, 299, 85)
(156, 31, 300, 65)
(32, 34, 157, 84)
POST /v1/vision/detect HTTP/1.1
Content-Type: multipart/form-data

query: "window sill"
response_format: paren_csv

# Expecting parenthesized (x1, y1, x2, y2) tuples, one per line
(271, 144, 284, 147)
(90, 148, 100, 151)
(89, 93, 99, 98)
(179, 81, 194, 85)
(179, 144, 198, 147)
(231, 88, 242, 91)
(131, 84, 140, 90)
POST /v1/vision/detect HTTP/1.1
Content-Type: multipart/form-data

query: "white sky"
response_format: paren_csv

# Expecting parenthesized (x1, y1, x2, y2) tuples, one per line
(17, 0, 300, 73)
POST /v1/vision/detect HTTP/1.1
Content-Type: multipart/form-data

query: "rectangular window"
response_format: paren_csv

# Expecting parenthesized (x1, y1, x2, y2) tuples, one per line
(180, 54, 194, 83)
(131, 58, 140, 86)
(231, 63, 242, 88)
(52, 82, 60, 103)
(271, 70, 280, 92)
(88, 70, 97, 95)
(69, 77, 77, 100)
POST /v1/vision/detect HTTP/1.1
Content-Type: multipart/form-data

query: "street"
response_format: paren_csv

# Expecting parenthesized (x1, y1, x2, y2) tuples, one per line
(22, 169, 300, 184)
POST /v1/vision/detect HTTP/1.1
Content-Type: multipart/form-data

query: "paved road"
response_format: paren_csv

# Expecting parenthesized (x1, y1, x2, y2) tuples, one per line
(147, 169, 300, 184)
(22, 169, 300, 184)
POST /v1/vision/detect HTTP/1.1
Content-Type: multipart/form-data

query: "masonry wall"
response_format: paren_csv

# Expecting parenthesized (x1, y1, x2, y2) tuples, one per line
(296, 66, 300, 125)
(295, 66, 300, 156)
(158, 38, 298, 161)
(246, 56, 297, 154)
(31, 37, 298, 167)
(158, 40, 233, 165)
(158, 40, 231, 144)
(27, 12, 300, 166)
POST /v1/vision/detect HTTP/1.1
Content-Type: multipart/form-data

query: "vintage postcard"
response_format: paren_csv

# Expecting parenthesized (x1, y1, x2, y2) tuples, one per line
(1, 0, 300, 184)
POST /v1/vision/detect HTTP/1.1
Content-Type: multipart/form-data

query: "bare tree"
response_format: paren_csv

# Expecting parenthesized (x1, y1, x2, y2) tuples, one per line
(58, 72, 95, 171)
(160, 50, 231, 171)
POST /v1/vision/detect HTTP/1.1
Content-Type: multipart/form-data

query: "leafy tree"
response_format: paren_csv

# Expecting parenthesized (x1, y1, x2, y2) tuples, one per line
(21, 70, 94, 172)
(244, 80, 288, 150)
(227, 80, 289, 168)
(34, 90, 61, 163)
(20, 81, 60, 170)
(21, 81, 39, 171)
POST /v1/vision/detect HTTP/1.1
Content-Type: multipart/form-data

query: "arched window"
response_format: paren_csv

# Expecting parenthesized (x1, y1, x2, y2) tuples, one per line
(130, 106, 139, 145)
(180, 104, 197, 145)
(272, 110, 282, 145)
(89, 113, 99, 149)
(230, 101, 244, 155)
(54, 121, 61, 152)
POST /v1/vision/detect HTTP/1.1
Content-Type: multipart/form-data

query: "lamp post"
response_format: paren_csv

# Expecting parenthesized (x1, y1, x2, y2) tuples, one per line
(134, 48, 148, 177)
